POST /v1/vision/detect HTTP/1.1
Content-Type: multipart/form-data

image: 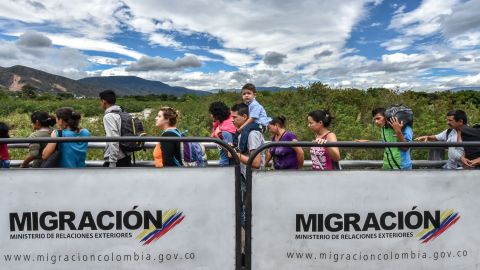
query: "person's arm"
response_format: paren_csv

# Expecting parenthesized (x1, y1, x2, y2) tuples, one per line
(415, 135, 437, 142)
(314, 133, 340, 161)
(20, 155, 36, 168)
(389, 117, 410, 151)
(325, 133, 340, 162)
(461, 155, 474, 169)
(236, 151, 262, 169)
(470, 157, 480, 167)
(213, 127, 222, 139)
(389, 117, 406, 142)
(42, 130, 57, 160)
(238, 117, 255, 131)
(292, 139, 304, 169)
(265, 150, 272, 167)
(103, 114, 121, 165)
(239, 102, 261, 131)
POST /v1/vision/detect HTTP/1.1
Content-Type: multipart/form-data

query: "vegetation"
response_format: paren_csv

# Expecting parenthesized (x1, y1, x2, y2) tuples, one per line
(1, 84, 479, 161)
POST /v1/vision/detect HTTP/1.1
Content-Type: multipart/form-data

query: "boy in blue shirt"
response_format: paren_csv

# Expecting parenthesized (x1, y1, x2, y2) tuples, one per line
(233, 83, 271, 158)
(238, 83, 271, 132)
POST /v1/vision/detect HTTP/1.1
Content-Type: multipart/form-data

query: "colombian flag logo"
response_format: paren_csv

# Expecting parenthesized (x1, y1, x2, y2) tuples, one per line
(136, 208, 185, 246)
(416, 209, 460, 244)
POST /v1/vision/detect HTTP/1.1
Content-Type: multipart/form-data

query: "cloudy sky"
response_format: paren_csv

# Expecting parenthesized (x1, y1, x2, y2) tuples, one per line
(0, 0, 479, 91)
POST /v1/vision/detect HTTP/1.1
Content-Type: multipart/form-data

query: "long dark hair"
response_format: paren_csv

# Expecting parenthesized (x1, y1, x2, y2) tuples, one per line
(0, 122, 9, 138)
(56, 107, 81, 131)
(308, 110, 333, 127)
(269, 116, 287, 128)
(209, 101, 231, 122)
(31, 111, 56, 128)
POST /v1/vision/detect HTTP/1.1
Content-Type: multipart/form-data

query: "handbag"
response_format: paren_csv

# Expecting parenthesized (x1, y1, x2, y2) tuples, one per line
(40, 130, 62, 168)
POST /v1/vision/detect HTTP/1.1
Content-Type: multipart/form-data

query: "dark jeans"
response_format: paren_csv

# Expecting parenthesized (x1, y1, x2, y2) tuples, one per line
(0, 160, 10, 168)
(240, 175, 246, 228)
(103, 155, 132, 167)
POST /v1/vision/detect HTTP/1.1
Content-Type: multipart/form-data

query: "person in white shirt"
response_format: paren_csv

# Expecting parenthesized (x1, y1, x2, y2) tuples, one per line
(415, 110, 467, 169)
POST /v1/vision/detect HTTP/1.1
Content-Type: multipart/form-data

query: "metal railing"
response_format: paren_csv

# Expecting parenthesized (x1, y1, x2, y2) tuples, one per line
(0, 136, 244, 270)
(3, 139, 464, 169)
(243, 141, 480, 270)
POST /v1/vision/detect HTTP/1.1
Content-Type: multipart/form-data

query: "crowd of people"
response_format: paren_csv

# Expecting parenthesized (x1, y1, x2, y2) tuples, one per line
(0, 83, 479, 171)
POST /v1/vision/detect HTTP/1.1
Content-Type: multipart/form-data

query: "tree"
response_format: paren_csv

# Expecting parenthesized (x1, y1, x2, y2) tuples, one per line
(56, 92, 74, 100)
(21, 84, 38, 99)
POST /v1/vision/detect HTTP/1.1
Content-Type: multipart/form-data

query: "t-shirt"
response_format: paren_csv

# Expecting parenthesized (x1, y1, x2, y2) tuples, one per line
(57, 129, 90, 168)
(239, 130, 265, 177)
(28, 129, 51, 168)
(269, 131, 299, 169)
(247, 99, 272, 126)
(381, 126, 413, 170)
(435, 129, 464, 169)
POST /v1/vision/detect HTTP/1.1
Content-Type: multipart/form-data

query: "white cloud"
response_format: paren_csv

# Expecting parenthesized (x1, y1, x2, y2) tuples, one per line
(5, 31, 144, 60)
(0, 35, 90, 79)
(149, 33, 182, 48)
(382, 53, 423, 64)
(209, 49, 257, 67)
(385, 0, 480, 51)
(88, 56, 131, 66)
(389, 0, 457, 36)
(123, 0, 372, 56)
(0, 0, 125, 39)
(448, 31, 480, 49)
(381, 37, 415, 51)
(126, 55, 202, 72)
(442, 73, 480, 87)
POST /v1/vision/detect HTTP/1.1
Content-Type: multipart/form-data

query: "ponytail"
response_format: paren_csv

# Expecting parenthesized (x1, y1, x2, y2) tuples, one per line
(56, 107, 81, 131)
(308, 110, 333, 127)
(31, 111, 56, 128)
(269, 115, 287, 128)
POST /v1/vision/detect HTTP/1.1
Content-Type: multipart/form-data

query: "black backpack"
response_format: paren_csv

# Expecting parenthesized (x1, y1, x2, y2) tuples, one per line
(385, 104, 414, 127)
(111, 109, 146, 152)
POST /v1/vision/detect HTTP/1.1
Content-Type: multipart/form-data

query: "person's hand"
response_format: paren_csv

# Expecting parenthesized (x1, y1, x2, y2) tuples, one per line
(214, 127, 221, 138)
(415, 136, 429, 142)
(461, 156, 474, 168)
(354, 139, 369, 142)
(470, 158, 480, 167)
(388, 117, 404, 133)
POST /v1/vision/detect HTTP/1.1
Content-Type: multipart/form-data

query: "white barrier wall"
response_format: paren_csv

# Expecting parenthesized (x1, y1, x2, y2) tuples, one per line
(0, 168, 236, 270)
(251, 170, 480, 270)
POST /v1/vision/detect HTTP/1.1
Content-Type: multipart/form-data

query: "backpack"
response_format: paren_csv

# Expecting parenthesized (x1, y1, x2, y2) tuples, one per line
(168, 129, 207, 167)
(461, 124, 480, 161)
(111, 109, 146, 152)
(385, 104, 414, 127)
(446, 128, 453, 139)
